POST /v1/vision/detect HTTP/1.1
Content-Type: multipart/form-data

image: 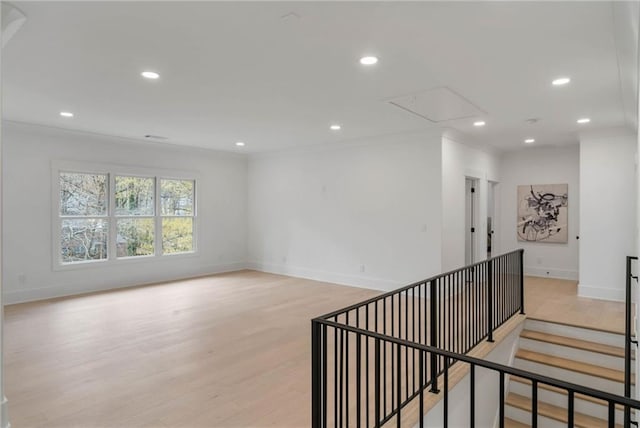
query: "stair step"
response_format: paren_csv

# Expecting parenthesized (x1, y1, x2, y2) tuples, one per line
(525, 319, 624, 347)
(504, 417, 529, 428)
(510, 376, 625, 411)
(505, 392, 622, 428)
(515, 349, 629, 384)
(526, 317, 625, 336)
(520, 329, 627, 358)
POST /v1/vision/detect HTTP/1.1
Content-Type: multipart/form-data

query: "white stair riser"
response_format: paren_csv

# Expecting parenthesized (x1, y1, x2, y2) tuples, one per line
(505, 405, 566, 428)
(508, 379, 624, 421)
(513, 358, 629, 396)
(524, 320, 624, 348)
(519, 338, 629, 372)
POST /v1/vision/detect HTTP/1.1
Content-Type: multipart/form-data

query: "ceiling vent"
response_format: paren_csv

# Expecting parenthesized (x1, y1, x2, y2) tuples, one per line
(387, 87, 486, 123)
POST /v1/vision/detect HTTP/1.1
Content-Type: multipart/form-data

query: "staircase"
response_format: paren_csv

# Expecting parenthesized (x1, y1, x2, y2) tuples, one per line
(505, 319, 632, 427)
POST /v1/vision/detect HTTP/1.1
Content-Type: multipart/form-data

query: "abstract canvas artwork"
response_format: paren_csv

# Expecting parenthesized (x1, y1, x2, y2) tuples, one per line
(517, 184, 568, 243)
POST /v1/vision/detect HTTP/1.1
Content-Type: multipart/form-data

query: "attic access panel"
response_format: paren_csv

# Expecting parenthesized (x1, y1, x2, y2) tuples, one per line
(388, 87, 485, 123)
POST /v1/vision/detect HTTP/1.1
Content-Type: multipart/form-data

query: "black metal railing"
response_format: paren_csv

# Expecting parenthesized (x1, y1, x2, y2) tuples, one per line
(312, 249, 526, 427)
(312, 320, 640, 427)
(625, 255, 638, 427)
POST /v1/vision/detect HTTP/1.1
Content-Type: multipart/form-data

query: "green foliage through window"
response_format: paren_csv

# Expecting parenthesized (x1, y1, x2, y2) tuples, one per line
(162, 218, 193, 254)
(117, 218, 154, 257)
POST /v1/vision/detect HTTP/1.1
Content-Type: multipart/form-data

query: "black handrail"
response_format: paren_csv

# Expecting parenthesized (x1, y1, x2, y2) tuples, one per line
(625, 255, 638, 427)
(312, 249, 527, 427)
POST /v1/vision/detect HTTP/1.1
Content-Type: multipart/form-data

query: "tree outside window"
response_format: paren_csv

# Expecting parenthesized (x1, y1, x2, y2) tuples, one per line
(58, 171, 196, 265)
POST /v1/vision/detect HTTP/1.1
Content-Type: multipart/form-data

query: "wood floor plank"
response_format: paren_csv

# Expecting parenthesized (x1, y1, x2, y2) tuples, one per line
(506, 392, 622, 428)
(520, 329, 626, 358)
(504, 417, 529, 428)
(515, 349, 628, 384)
(510, 375, 625, 411)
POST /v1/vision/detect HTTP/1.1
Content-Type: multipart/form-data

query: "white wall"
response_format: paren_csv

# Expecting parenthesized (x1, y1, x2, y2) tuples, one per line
(579, 128, 637, 301)
(0, 5, 6, 424)
(2, 122, 248, 303)
(441, 135, 500, 271)
(613, 0, 639, 130)
(636, 0, 640, 402)
(247, 134, 443, 291)
(498, 146, 580, 280)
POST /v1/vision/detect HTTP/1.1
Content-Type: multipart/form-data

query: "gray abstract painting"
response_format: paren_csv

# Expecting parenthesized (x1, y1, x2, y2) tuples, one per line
(517, 184, 568, 243)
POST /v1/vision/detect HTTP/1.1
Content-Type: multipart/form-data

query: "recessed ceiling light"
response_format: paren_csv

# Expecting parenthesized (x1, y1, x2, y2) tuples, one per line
(524, 138, 535, 144)
(359, 56, 378, 66)
(141, 71, 160, 79)
(577, 118, 591, 124)
(552, 77, 571, 86)
(235, 141, 245, 147)
(330, 124, 341, 131)
(60, 111, 74, 118)
(473, 121, 486, 127)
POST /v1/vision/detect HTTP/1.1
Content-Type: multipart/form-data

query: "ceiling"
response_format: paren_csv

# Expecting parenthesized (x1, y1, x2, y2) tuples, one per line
(3, 1, 637, 153)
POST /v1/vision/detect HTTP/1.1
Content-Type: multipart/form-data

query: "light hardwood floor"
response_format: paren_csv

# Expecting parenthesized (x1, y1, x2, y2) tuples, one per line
(5, 271, 378, 428)
(523, 276, 624, 333)
(4, 272, 624, 427)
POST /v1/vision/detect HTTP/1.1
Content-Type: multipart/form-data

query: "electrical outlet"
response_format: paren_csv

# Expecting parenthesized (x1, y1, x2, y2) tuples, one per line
(360, 264, 365, 273)
(17, 274, 26, 285)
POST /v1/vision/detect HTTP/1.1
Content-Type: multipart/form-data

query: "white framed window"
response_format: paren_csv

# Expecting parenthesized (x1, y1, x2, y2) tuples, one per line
(53, 161, 197, 269)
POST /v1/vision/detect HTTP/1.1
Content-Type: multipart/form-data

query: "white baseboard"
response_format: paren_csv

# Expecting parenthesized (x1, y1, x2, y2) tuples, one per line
(246, 261, 402, 292)
(3, 262, 247, 304)
(577, 283, 624, 302)
(525, 266, 578, 281)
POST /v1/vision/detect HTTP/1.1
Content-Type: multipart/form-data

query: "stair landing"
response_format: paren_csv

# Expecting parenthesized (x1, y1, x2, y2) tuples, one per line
(523, 276, 624, 334)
